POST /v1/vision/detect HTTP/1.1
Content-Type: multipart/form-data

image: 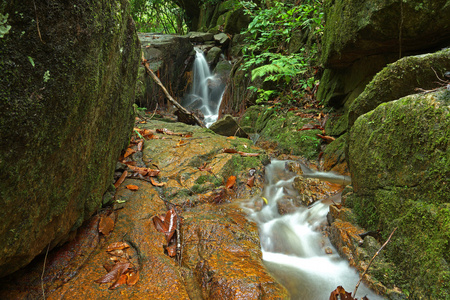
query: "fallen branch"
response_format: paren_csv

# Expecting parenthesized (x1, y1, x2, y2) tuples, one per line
(352, 227, 398, 298)
(141, 53, 205, 128)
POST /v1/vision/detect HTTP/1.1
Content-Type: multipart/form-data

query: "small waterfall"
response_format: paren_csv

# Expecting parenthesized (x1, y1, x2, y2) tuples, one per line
(183, 48, 226, 127)
(244, 160, 384, 299)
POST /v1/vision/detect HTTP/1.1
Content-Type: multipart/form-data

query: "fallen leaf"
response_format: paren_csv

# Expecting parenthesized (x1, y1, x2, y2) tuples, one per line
(226, 176, 236, 189)
(226, 136, 236, 140)
(316, 134, 335, 143)
(198, 162, 212, 172)
(329, 286, 355, 300)
(124, 148, 136, 158)
(126, 184, 139, 191)
(106, 242, 130, 252)
(176, 140, 187, 147)
(156, 128, 183, 136)
(137, 140, 144, 152)
(223, 148, 238, 154)
(109, 273, 128, 290)
(246, 176, 255, 188)
(238, 151, 260, 157)
(95, 262, 130, 284)
(152, 208, 177, 243)
(128, 165, 160, 177)
(165, 244, 177, 257)
(107, 249, 125, 257)
(99, 213, 115, 235)
(126, 270, 139, 286)
(150, 177, 166, 187)
(114, 171, 128, 188)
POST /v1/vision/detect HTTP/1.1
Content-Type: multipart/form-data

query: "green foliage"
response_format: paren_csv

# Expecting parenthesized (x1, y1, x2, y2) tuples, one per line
(0, 13, 11, 38)
(130, 0, 187, 34)
(239, 0, 324, 105)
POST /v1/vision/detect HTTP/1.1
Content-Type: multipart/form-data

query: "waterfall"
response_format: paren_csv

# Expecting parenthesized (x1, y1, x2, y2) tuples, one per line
(244, 160, 385, 299)
(183, 48, 226, 127)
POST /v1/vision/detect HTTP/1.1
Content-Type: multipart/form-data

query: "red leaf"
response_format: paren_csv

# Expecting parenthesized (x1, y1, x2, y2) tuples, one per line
(226, 176, 236, 189)
(114, 171, 128, 188)
(109, 274, 128, 290)
(163, 208, 177, 243)
(152, 216, 166, 233)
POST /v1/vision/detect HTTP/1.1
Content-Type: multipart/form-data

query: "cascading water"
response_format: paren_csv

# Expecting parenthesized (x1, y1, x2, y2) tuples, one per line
(183, 48, 226, 127)
(244, 160, 384, 299)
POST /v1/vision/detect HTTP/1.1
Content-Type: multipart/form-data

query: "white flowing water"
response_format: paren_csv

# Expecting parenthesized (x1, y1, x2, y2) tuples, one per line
(245, 160, 384, 299)
(183, 48, 225, 127)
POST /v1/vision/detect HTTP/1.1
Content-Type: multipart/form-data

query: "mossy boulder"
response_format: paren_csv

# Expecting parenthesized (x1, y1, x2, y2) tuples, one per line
(347, 90, 450, 298)
(322, 0, 450, 68)
(240, 106, 322, 159)
(348, 48, 450, 128)
(0, 0, 140, 277)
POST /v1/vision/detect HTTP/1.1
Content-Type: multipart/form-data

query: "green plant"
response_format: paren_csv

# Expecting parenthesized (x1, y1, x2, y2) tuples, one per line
(130, 0, 187, 34)
(239, 0, 324, 106)
(0, 13, 11, 38)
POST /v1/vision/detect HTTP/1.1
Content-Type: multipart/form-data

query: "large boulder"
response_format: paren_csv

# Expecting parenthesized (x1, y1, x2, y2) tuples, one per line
(318, 0, 450, 130)
(347, 90, 450, 298)
(137, 33, 193, 109)
(0, 0, 140, 277)
(348, 48, 450, 128)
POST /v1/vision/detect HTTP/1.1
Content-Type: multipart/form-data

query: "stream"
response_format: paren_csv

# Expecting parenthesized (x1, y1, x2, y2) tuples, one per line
(245, 160, 384, 299)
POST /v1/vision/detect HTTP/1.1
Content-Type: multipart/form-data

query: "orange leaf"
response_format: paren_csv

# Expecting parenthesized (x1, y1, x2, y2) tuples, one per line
(226, 136, 236, 140)
(223, 148, 238, 154)
(176, 140, 187, 147)
(98, 213, 115, 235)
(124, 148, 136, 158)
(114, 171, 128, 188)
(226, 176, 236, 189)
(166, 244, 177, 257)
(106, 242, 130, 252)
(137, 140, 144, 152)
(126, 184, 139, 191)
(316, 134, 335, 143)
(95, 262, 130, 284)
(246, 176, 255, 188)
(126, 270, 139, 286)
(238, 151, 260, 157)
(109, 274, 128, 290)
(150, 177, 166, 187)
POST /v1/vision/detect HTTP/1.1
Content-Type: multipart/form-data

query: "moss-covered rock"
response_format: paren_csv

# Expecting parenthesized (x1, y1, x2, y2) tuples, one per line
(348, 48, 450, 128)
(347, 90, 450, 298)
(0, 0, 140, 277)
(322, 0, 450, 68)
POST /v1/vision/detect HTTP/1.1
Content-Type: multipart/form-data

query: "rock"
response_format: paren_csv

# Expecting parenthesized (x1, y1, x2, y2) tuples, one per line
(322, 0, 450, 68)
(214, 33, 230, 45)
(348, 48, 450, 128)
(322, 133, 349, 174)
(188, 31, 215, 43)
(210, 114, 249, 138)
(206, 46, 222, 67)
(0, 119, 287, 299)
(347, 89, 450, 298)
(0, 0, 140, 277)
(138, 33, 193, 109)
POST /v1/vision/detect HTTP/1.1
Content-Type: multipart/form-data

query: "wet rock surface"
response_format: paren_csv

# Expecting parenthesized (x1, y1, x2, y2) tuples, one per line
(0, 119, 287, 299)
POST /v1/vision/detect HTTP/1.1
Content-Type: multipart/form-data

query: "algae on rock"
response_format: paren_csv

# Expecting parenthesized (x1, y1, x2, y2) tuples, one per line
(347, 90, 450, 298)
(0, 0, 140, 277)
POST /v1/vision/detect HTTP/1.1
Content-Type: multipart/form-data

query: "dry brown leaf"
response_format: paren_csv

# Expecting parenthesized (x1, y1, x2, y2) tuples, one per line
(238, 151, 260, 157)
(114, 171, 128, 188)
(124, 148, 136, 158)
(98, 213, 115, 235)
(106, 242, 130, 252)
(329, 286, 355, 300)
(226, 176, 236, 189)
(316, 134, 335, 143)
(166, 244, 177, 257)
(126, 270, 139, 286)
(176, 140, 187, 147)
(95, 262, 130, 284)
(137, 140, 144, 152)
(246, 176, 255, 188)
(126, 184, 139, 191)
(109, 273, 128, 290)
(152, 208, 177, 243)
(128, 165, 160, 177)
(150, 177, 166, 187)
(223, 148, 238, 154)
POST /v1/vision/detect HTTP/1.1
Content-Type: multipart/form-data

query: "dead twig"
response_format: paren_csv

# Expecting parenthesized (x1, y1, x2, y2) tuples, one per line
(41, 242, 51, 300)
(33, 0, 45, 44)
(141, 53, 205, 128)
(352, 227, 398, 298)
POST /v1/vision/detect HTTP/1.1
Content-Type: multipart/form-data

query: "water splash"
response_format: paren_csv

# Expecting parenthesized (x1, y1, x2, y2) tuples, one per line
(183, 48, 225, 127)
(244, 160, 384, 300)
